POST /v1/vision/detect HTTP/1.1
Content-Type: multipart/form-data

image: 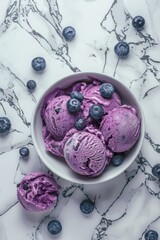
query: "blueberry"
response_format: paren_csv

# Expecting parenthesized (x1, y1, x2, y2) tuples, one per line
(0, 117, 11, 134)
(132, 16, 145, 31)
(152, 164, 160, 178)
(80, 199, 95, 214)
(47, 220, 62, 235)
(75, 118, 86, 130)
(89, 104, 104, 120)
(26, 80, 36, 91)
(31, 57, 46, 71)
(144, 230, 158, 240)
(67, 98, 81, 113)
(62, 26, 76, 42)
(70, 91, 84, 102)
(19, 147, 30, 158)
(114, 42, 130, 58)
(100, 83, 115, 99)
(111, 154, 124, 166)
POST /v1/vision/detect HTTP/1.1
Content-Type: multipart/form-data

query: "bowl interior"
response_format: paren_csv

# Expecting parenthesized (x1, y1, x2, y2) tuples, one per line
(31, 72, 145, 184)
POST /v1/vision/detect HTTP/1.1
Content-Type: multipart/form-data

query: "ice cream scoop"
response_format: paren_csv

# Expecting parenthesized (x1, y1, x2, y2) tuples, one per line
(82, 82, 121, 118)
(17, 172, 60, 212)
(42, 95, 82, 140)
(63, 131, 110, 177)
(100, 105, 141, 152)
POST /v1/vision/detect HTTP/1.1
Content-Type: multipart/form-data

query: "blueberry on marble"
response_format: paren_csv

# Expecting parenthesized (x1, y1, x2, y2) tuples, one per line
(0, 117, 11, 134)
(132, 16, 145, 31)
(89, 104, 104, 120)
(114, 42, 130, 58)
(19, 147, 30, 158)
(67, 98, 81, 113)
(100, 83, 115, 99)
(70, 91, 84, 102)
(75, 118, 86, 130)
(31, 57, 46, 71)
(27, 80, 36, 91)
(111, 154, 124, 166)
(80, 199, 95, 214)
(47, 220, 62, 235)
(144, 230, 158, 240)
(62, 26, 76, 42)
(152, 164, 160, 178)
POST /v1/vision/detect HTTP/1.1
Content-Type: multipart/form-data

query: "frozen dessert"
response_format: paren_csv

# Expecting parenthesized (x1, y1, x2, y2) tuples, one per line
(100, 105, 141, 152)
(63, 128, 111, 176)
(43, 95, 82, 140)
(82, 83, 121, 118)
(17, 172, 60, 211)
(41, 79, 141, 177)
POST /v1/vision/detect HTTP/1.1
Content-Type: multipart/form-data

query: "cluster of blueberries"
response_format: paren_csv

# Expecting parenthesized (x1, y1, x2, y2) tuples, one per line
(66, 83, 125, 166)
(67, 82, 115, 124)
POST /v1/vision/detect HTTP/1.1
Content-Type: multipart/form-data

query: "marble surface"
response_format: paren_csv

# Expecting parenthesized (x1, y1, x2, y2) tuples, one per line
(0, 0, 160, 239)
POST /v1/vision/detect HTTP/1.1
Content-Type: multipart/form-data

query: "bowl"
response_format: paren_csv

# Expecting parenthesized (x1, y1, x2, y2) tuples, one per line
(31, 72, 145, 184)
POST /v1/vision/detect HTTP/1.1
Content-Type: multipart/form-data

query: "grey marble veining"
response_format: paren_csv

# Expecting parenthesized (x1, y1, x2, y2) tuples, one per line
(0, 0, 160, 239)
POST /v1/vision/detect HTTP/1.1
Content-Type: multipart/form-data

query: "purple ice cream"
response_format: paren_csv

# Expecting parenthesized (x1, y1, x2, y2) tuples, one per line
(100, 105, 141, 152)
(43, 95, 82, 140)
(41, 79, 141, 177)
(81, 81, 121, 118)
(63, 129, 111, 177)
(17, 172, 60, 212)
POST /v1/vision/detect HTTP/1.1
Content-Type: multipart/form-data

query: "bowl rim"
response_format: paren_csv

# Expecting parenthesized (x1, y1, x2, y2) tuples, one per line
(31, 72, 145, 184)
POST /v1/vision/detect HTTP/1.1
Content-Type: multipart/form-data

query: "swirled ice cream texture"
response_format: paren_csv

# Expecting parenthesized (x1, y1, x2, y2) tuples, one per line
(17, 172, 60, 212)
(63, 131, 110, 176)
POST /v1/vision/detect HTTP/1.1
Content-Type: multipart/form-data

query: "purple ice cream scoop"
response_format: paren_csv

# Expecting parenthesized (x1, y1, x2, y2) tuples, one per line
(17, 172, 60, 212)
(100, 105, 141, 153)
(81, 82, 121, 118)
(63, 131, 110, 177)
(43, 95, 82, 140)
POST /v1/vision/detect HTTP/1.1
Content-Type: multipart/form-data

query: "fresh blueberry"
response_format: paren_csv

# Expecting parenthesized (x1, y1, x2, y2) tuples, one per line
(114, 42, 130, 58)
(70, 91, 84, 102)
(31, 57, 46, 71)
(75, 118, 86, 130)
(19, 147, 30, 158)
(80, 199, 95, 214)
(0, 117, 11, 134)
(152, 164, 160, 178)
(100, 83, 115, 99)
(26, 80, 36, 91)
(89, 104, 104, 120)
(67, 98, 81, 113)
(132, 16, 145, 31)
(111, 154, 124, 166)
(62, 26, 76, 42)
(144, 230, 158, 240)
(47, 220, 62, 235)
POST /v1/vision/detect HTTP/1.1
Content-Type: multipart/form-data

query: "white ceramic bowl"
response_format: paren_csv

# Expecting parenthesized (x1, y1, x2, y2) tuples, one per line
(31, 72, 145, 184)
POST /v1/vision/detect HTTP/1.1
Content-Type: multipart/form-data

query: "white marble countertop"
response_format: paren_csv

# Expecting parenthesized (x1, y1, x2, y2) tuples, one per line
(0, 0, 160, 239)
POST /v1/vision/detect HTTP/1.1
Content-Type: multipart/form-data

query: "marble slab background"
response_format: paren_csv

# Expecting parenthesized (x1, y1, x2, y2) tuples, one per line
(0, 0, 160, 239)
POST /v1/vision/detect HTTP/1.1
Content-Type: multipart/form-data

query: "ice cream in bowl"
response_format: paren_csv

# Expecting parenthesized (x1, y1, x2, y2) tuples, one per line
(31, 72, 145, 184)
